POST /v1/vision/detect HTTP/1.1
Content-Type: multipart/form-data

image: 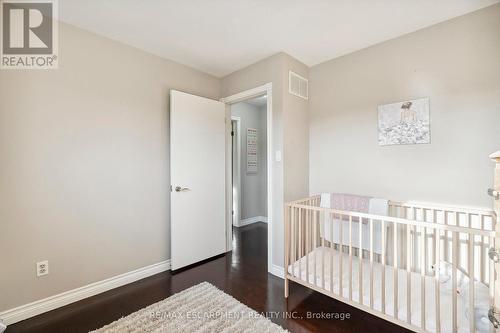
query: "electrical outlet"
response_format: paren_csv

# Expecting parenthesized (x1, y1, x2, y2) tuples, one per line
(37, 260, 49, 277)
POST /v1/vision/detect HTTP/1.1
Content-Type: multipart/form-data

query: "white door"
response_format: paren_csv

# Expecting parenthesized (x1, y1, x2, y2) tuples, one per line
(170, 90, 226, 270)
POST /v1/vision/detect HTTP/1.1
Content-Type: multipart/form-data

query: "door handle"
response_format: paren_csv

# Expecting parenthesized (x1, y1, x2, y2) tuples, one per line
(488, 188, 499, 200)
(175, 186, 190, 192)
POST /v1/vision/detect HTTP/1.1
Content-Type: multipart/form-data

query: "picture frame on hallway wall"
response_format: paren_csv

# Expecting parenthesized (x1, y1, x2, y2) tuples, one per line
(378, 97, 430, 146)
(246, 128, 258, 174)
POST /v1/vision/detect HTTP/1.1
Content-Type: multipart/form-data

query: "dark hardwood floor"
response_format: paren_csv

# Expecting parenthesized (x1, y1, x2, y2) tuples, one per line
(6, 223, 410, 333)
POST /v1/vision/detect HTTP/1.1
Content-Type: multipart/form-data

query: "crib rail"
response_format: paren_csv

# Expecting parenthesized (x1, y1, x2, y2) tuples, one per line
(388, 201, 496, 285)
(284, 196, 496, 333)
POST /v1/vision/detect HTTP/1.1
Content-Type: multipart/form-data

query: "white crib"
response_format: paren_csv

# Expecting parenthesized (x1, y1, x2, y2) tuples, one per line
(284, 196, 497, 333)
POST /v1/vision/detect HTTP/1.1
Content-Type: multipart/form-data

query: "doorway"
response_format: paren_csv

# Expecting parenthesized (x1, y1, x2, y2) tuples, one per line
(231, 95, 268, 229)
(222, 83, 273, 272)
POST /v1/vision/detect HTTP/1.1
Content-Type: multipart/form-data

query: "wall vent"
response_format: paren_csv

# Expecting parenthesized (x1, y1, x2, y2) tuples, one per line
(289, 70, 308, 100)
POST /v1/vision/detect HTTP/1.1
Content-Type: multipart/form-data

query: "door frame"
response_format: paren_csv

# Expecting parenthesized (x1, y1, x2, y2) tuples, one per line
(221, 83, 273, 272)
(230, 116, 242, 227)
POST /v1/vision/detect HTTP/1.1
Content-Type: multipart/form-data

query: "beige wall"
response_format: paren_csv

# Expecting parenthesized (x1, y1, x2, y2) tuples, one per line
(221, 52, 309, 268)
(309, 4, 500, 208)
(0, 23, 220, 311)
(283, 55, 309, 203)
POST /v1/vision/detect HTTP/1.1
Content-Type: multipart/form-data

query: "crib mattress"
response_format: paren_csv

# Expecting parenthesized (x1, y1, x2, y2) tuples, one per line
(288, 246, 490, 333)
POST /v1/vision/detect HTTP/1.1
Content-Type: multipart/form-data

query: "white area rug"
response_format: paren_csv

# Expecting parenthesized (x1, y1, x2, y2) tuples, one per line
(90, 282, 288, 333)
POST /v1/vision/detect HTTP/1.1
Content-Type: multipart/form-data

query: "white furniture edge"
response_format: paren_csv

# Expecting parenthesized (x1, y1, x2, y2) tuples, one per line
(238, 216, 268, 227)
(0, 260, 171, 325)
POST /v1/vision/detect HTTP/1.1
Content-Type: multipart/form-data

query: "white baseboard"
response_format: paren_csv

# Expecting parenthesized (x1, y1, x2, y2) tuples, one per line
(270, 264, 284, 279)
(0, 260, 171, 325)
(238, 216, 268, 227)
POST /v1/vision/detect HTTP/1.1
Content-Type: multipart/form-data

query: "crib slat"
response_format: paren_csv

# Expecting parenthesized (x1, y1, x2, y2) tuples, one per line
(424, 210, 429, 274)
(339, 213, 343, 297)
(435, 228, 441, 333)
(313, 210, 317, 286)
(291, 207, 296, 278)
(393, 223, 398, 319)
(322, 213, 325, 289)
(381, 220, 386, 314)
(370, 218, 374, 309)
(413, 207, 417, 269)
(349, 215, 353, 301)
(480, 214, 485, 284)
(468, 232, 475, 333)
(444, 212, 449, 263)
(402, 205, 407, 232)
(330, 213, 334, 293)
(298, 208, 302, 282)
(406, 224, 411, 324)
(432, 210, 437, 266)
(290, 207, 293, 276)
(452, 231, 458, 333)
(420, 226, 426, 330)
(285, 206, 289, 268)
(359, 217, 363, 304)
(306, 208, 309, 284)
(285, 206, 290, 298)
(489, 236, 495, 318)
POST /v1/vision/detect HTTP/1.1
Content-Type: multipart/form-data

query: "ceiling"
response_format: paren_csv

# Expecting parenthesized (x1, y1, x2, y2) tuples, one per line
(59, 0, 499, 77)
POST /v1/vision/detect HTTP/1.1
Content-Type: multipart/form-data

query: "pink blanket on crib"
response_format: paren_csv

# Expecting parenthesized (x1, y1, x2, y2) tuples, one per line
(331, 193, 371, 223)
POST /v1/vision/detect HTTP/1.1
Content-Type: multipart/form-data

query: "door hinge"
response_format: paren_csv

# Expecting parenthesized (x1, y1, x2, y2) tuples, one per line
(489, 247, 500, 263)
(231, 131, 234, 137)
(489, 308, 500, 328)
